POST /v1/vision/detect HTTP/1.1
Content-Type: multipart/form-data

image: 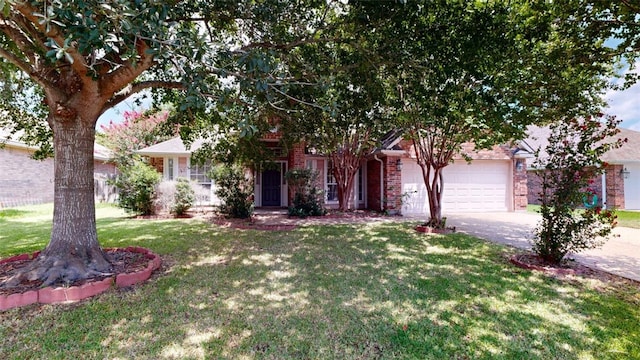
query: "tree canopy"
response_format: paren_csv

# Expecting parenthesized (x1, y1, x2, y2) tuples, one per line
(1, 0, 639, 284)
(346, 0, 638, 224)
(0, 0, 340, 286)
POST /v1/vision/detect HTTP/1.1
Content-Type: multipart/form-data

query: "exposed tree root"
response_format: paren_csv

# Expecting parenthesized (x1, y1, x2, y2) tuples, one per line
(2, 249, 114, 288)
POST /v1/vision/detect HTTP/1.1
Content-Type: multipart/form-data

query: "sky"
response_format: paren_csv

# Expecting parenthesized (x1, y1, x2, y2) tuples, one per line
(604, 77, 640, 131)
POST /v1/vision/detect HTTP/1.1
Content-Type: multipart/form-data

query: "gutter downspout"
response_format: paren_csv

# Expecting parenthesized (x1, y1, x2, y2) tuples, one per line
(374, 154, 384, 211)
(602, 172, 607, 209)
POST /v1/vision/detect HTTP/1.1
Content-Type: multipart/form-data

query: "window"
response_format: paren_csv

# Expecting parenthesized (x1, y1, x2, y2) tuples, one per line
(190, 160, 212, 188)
(167, 158, 174, 180)
(326, 160, 338, 202)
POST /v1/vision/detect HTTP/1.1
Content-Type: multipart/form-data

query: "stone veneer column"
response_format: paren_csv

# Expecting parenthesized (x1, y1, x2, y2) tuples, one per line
(287, 143, 306, 205)
(605, 164, 625, 209)
(513, 159, 528, 211)
(384, 156, 403, 213)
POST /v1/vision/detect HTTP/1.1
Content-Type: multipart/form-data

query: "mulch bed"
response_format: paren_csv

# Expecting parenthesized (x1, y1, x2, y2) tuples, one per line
(0, 249, 150, 297)
(510, 253, 640, 296)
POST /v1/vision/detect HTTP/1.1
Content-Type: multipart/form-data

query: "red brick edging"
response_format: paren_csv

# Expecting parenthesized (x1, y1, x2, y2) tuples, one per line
(509, 254, 576, 276)
(0, 247, 161, 311)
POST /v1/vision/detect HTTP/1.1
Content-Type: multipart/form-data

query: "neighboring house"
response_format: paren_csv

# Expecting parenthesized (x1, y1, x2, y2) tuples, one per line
(0, 129, 117, 208)
(137, 131, 529, 215)
(522, 125, 640, 210)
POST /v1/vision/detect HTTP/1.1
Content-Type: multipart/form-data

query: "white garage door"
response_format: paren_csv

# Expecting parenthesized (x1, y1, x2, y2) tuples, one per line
(624, 163, 640, 210)
(401, 160, 511, 215)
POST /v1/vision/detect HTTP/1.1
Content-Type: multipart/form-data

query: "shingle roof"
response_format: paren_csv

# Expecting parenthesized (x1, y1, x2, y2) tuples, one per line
(136, 137, 207, 155)
(378, 129, 404, 150)
(522, 125, 640, 163)
(601, 127, 640, 162)
(2, 128, 113, 161)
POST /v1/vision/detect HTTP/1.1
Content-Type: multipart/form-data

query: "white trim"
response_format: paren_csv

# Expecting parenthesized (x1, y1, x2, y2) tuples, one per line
(256, 161, 288, 207)
(378, 150, 406, 156)
(324, 158, 338, 204)
(164, 157, 178, 180)
(602, 172, 607, 209)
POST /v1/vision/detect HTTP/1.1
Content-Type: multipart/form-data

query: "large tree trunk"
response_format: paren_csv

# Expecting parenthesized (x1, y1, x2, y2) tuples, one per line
(5, 113, 112, 287)
(427, 168, 444, 226)
(336, 168, 357, 212)
(420, 164, 445, 228)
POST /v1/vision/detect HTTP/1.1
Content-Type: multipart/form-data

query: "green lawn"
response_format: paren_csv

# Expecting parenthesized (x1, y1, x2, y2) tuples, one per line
(613, 210, 640, 229)
(528, 204, 640, 229)
(1, 205, 639, 359)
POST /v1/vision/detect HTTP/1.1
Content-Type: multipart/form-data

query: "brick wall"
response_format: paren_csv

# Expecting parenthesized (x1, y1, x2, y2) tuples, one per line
(366, 156, 403, 213)
(400, 140, 512, 160)
(149, 157, 164, 174)
(287, 143, 306, 205)
(527, 169, 604, 207)
(513, 159, 528, 211)
(288, 142, 306, 170)
(605, 164, 625, 209)
(384, 156, 402, 212)
(0, 146, 54, 207)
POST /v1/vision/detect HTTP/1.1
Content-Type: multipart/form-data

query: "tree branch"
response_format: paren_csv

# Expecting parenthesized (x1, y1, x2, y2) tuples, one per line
(11, 1, 94, 90)
(0, 46, 35, 81)
(12, 13, 48, 50)
(0, 21, 41, 70)
(101, 80, 184, 114)
(100, 39, 156, 100)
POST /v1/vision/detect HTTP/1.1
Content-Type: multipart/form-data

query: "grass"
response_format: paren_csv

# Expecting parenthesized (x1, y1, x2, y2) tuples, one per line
(1, 205, 639, 359)
(528, 204, 640, 229)
(613, 210, 640, 229)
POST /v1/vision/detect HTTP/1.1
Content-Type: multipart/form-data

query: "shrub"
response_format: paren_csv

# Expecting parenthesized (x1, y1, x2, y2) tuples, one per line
(114, 160, 161, 215)
(285, 168, 326, 218)
(210, 164, 254, 218)
(154, 180, 177, 214)
(532, 115, 626, 264)
(173, 178, 195, 215)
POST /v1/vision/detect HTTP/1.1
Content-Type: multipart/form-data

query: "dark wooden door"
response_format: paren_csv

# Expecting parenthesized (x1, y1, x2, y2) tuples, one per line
(261, 169, 281, 206)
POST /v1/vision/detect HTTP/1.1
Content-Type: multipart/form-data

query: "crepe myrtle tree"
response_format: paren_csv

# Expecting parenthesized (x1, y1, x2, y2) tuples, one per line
(351, 0, 631, 228)
(98, 109, 173, 168)
(0, 0, 338, 286)
(288, 76, 387, 212)
(275, 13, 389, 212)
(533, 115, 626, 264)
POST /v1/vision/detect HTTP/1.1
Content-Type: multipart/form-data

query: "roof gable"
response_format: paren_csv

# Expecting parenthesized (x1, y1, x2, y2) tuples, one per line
(136, 137, 207, 156)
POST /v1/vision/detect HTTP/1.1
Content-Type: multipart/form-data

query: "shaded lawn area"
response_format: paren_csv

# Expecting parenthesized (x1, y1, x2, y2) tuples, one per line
(528, 204, 640, 229)
(0, 205, 639, 359)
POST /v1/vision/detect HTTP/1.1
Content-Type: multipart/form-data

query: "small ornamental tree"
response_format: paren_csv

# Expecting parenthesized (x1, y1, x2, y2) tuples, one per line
(99, 110, 172, 167)
(533, 115, 627, 264)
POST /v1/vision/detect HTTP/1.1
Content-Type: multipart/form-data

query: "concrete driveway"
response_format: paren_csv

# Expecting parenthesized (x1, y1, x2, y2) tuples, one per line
(445, 212, 640, 282)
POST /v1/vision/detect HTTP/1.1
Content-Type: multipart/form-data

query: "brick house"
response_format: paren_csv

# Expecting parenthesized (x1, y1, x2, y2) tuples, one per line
(0, 130, 117, 208)
(138, 131, 529, 215)
(522, 125, 640, 210)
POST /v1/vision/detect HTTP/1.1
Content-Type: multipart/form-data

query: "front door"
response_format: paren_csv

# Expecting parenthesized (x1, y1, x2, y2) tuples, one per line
(262, 169, 281, 206)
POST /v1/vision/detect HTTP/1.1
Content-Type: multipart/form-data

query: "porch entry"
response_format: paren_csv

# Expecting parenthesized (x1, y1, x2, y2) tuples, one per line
(261, 168, 282, 206)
